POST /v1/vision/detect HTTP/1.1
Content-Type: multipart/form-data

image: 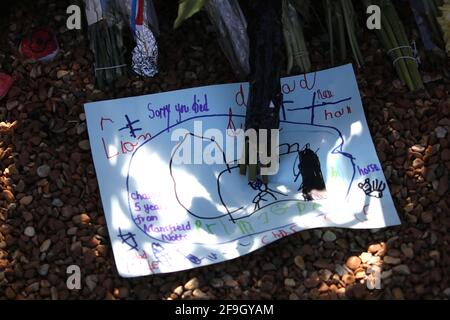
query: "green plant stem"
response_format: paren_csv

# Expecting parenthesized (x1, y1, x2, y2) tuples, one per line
(283, 0, 311, 73)
(325, 0, 334, 65)
(384, 1, 424, 90)
(335, 2, 347, 61)
(371, 0, 413, 90)
(340, 0, 363, 67)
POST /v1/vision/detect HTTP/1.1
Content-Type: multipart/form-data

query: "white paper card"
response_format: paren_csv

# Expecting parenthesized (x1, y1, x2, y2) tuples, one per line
(84, 64, 400, 277)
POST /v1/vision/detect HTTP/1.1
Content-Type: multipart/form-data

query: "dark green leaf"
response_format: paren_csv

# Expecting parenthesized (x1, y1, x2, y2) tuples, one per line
(173, 0, 207, 29)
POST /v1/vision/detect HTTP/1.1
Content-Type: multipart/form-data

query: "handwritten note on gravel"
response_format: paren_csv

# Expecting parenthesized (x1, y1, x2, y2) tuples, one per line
(84, 64, 400, 277)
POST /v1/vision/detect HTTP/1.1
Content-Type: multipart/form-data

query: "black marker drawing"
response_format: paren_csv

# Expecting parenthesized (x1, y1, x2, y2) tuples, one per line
(249, 179, 287, 210)
(169, 132, 236, 222)
(117, 228, 139, 251)
(119, 114, 142, 138)
(294, 143, 328, 201)
(126, 113, 357, 246)
(169, 132, 330, 225)
(206, 253, 218, 261)
(358, 178, 386, 198)
(216, 141, 329, 221)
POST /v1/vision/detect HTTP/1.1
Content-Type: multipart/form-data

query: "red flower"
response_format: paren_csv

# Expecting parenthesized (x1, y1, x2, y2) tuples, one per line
(19, 27, 59, 62)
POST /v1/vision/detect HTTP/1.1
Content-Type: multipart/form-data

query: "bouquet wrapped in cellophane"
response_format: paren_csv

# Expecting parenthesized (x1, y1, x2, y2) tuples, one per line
(437, 0, 450, 55)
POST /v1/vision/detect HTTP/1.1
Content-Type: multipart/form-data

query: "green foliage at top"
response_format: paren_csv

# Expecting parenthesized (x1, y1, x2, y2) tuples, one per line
(174, 0, 207, 29)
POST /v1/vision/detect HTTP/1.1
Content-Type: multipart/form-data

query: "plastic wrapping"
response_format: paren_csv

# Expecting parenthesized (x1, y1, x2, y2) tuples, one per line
(205, 0, 250, 79)
(437, 1, 450, 55)
(113, 0, 160, 36)
(84, 0, 159, 83)
(85, 0, 127, 89)
(85, 0, 158, 35)
(129, 0, 158, 77)
(410, 0, 443, 51)
(131, 0, 158, 77)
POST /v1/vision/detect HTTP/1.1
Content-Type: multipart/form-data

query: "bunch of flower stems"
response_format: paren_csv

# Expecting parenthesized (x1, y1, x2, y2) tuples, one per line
(437, 0, 450, 55)
(87, 17, 127, 90)
(366, 0, 425, 91)
(282, 0, 311, 74)
(324, 0, 364, 68)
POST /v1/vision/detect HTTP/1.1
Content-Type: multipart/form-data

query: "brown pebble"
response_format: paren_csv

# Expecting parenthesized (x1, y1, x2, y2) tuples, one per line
(420, 211, 433, 224)
(392, 287, 405, 300)
(20, 195, 33, 206)
(383, 255, 401, 265)
(400, 244, 414, 259)
(72, 213, 91, 225)
(342, 274, 355, 285)
(318, 283, 329, 293)
(347, 283, 366, 299)
(294, 255, 305, 270)
(184, 277, 199, 290)
(168, 293, 177, 300)
(78, 140, 91, 151)
(412, 158, 424, 168)
(345, 256, 361, 270)
(173, 285, 183, 296)
(5, 287, 16, 299)
(393, 264, 411, 275)
(105, 292, 116, 300)
(304, 276, 320, 289)
(368, 243, 381, 253)
(117, 287, 129, 299)
(284, 278, 296, 287)
(1, 189, 14, 202)
(441, 148, 450, 161)
(192, 288, 208, 300)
